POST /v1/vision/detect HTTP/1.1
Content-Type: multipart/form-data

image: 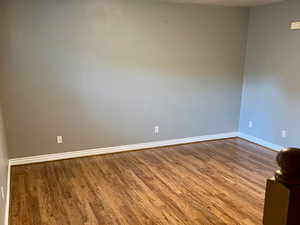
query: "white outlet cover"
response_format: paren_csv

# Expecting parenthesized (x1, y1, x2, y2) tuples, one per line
(57, 136, 63, 144)
(248, 121, 253, 128)
(282, 130, 287, 138)
(0, 186, 4, 200)
(291, 21, 300, 30)
(154, 126, 159, 134)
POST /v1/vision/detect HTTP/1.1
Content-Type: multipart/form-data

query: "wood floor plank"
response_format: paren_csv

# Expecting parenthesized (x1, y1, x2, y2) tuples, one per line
(10, 138, 277, 225)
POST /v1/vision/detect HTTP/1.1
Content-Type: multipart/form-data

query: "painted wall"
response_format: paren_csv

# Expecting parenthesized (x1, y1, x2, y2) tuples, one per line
(1, 0, 249, 158)
(240, 0, 300, 147)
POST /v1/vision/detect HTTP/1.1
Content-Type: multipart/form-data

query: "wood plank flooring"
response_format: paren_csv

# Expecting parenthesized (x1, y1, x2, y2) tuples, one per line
(10, 138, 278, 225)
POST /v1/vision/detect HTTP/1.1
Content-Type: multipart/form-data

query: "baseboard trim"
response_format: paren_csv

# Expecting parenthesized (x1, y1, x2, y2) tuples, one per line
(9, 132, 239, 166)
(4, 162, 11, 225)
(237, 132, 283, 151)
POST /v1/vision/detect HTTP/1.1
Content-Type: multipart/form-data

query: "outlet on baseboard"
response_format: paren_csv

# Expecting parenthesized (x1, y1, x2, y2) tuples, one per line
(57, 136, 63, 144)
(281, 130, 287, 139)
(154, 126, 159, 134)
(248, 121, 253, 128)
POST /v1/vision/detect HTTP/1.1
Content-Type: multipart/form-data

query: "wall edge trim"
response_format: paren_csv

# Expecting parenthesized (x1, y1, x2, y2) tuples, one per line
(4, 163, 11, 225)
(9, 132, 239, 166)
(238, 132, 283, 151)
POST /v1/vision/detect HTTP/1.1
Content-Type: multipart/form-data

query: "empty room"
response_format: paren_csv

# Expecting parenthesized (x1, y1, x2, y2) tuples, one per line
(0, 0, 300, 224)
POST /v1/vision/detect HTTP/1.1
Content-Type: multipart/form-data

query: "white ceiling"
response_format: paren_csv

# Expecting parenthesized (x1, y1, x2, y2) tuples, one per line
(160, 0, 284, 7)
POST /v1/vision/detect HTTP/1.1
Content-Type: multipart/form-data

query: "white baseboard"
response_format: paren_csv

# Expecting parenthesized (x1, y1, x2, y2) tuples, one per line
(237, 132, 283, 151)
(4, 162, 11, 225)
(9, 132, 239, 166)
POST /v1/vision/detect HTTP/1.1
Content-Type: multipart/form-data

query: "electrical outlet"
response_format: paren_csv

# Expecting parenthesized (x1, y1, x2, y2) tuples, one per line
(154, 126, 159, 134)
(248, 121, 253, 128)
(1, 186, 4, 201)
(282, 130, 287, 139)
(291, 21, 300, 30)
(57, 136, 63, 144)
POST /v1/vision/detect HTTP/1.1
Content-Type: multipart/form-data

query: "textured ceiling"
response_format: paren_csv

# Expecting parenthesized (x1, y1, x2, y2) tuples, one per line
(159, 0, 284, 7)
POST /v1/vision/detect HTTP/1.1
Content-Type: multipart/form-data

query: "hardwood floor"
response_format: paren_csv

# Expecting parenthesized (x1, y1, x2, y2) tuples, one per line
(10, 138, 277, 225)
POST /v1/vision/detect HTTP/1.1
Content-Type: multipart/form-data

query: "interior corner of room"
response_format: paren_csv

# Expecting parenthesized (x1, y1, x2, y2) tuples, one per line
(0, 0, 300, 224)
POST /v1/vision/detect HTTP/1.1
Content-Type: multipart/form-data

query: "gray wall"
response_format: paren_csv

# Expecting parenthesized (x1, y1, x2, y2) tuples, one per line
(1, 0, 249, 158)
(240, 0, 300, 147)
(0, 5, 9, 224)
